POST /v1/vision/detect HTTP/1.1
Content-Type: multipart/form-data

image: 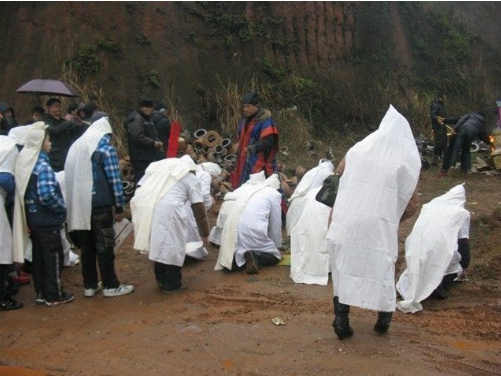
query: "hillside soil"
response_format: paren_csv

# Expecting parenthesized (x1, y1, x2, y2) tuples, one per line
(1, 168, 500, 376)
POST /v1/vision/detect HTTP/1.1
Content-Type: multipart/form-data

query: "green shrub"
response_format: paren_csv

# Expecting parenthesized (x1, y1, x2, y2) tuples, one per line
(71, 45, 102, 78)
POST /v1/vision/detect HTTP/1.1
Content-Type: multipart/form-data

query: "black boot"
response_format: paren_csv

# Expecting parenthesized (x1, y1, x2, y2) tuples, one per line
(332, 296, 353, 340)
(374, 311, 392, 334)
(431, 283, 448, 300)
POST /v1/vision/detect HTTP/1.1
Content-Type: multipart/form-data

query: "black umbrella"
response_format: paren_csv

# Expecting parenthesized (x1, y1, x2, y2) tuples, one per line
(16, 79, 80, 97)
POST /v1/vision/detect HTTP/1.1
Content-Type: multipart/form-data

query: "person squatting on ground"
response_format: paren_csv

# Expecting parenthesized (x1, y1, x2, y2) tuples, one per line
(209, 171, 267, 247)
(12, 122, 74, 307)
(65, 115, 134, 298)
(326, 106, 421, 340)
(232, 92, 279, 188)
(396, 184, 471, 313)
(0, 135, 23, 311)
(215, 173, 282, 274)
(131, 157, 210, 293)
(125, 98, 163, 185)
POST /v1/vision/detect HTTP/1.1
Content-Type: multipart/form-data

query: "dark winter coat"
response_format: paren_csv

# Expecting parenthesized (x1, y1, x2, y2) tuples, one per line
(429, 99, 446, 130)
(44, 114, 84, 172)
(151, 111, 171, 159)
(453, 112, 489, 142)
(126, 110, 159, 163)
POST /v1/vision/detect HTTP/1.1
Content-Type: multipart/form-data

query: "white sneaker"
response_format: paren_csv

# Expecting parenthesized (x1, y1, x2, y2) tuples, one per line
(103, 284, 134, 298)
(84, 282, 102, 298)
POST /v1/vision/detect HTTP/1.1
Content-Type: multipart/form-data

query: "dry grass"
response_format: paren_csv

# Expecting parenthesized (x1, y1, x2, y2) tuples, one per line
(60, 64, 128, 157)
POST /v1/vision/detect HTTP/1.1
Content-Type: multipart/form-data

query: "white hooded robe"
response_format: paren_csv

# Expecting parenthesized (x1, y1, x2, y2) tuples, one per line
(326, 105, 421, 312)
(396, 184, 470, 313)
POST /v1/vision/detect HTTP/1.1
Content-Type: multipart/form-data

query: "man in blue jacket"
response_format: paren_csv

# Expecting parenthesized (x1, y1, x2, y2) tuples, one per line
(65, 114, 134, 299)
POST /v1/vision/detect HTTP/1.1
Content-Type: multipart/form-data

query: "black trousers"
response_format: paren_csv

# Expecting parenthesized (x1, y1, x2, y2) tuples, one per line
(0, 264, 13, 300)
(154, 262, 182, 290)
(250, 251, 281, 267)
(31, 228, 64, 301)
(433, 126, 448, 159)
(132, 160, 152, 187)
(78, 210, 120, 290)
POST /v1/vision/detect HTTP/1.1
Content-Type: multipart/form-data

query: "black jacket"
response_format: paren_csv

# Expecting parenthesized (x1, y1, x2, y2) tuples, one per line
(429, 99, 446, 129)
(126, 110, 159, 162)
(44, 114, 84, 172)
(151, 111, 171, 159)
(454, 112, 489, 142)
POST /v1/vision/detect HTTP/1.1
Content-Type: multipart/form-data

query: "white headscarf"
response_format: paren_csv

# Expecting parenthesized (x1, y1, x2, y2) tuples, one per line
(12, 122, 47, 262)
(0, 136, 18, 174)
(7, 125, 30, 146)
(289, 159, 334, 202)
(196, 162, 222, 178)
(65, 117, 113, 231)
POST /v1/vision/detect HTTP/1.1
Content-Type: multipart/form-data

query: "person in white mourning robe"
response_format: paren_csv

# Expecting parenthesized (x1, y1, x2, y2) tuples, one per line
(286, 158, 334, 236)
(131, 157, 210, 292)
(326, 105, 421, 339)
(9, 126, 79, 269)
(0, 136, 23, 310)
(209, 171, 266, 247)
(215, 173, 282, 274)
(185, 161, 221, 261)
(396, 184, 471, 313)
(65, 115, 133, 298)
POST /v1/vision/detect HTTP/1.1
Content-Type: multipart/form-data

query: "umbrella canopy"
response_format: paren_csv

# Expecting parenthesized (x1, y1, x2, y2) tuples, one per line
(16, 79, 79, 97)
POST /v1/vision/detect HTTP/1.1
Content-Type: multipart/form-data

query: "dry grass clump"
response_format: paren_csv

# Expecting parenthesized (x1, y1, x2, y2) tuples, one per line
(60, 65, 128, 157)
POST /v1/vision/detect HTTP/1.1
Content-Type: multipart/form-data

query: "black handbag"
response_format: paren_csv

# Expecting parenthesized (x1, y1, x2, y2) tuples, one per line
(315, 173, 340, 208)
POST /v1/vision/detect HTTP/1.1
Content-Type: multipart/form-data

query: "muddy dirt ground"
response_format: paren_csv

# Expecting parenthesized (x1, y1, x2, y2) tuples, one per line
(1, 168, 500, 376)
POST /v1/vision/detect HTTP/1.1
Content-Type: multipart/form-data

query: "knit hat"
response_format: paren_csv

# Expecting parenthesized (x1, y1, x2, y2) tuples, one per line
(242, 92, 259, 105)
(154, 102, 167, 112)
(139, 98, 154, 108)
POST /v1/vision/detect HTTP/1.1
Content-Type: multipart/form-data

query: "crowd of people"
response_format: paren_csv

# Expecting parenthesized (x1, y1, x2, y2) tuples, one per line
(0, 92, 481, 343)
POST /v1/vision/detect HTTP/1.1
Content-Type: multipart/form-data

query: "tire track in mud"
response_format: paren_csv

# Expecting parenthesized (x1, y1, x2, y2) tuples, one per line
(419, 349, 501, 376)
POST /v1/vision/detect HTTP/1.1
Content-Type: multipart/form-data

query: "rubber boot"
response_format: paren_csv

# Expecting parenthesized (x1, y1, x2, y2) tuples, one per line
(374, 311, 393, 334)
(332, 296, 353, 340)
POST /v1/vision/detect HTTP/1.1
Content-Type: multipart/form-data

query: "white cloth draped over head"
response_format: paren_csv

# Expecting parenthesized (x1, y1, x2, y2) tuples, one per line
(65, 117, 112, 231)
(396, 184, 470, 313)
(196, 162, 222, 178)
(0, 136, 18, 174)
(286, 158, 334, 235)
(12, 122, 47, 262)
(326, 105, 421, 312)
(214, 173, 280, 270)
(131, 158, 196, 253)
(290, 186, 331, 285)
(0, 136, 19, 264)
(8, 125, 30, 146)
